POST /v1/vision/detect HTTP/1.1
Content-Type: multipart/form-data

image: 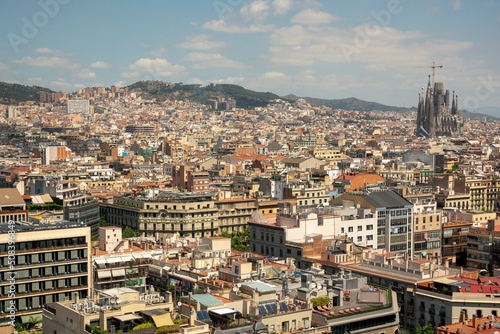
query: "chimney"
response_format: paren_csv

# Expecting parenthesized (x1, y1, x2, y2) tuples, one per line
(472, 314, 479, 330)
(459, 311, 466, 323)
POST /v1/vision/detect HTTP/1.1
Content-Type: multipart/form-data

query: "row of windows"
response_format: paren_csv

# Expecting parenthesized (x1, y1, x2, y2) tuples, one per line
(0, 249, 88, 267)
(341, 225, 374, 233)
(0, 290, 88, 313)
(0, 237, 87, 253)
(0, 276, 88, 296)
(0, 263, 88, 280)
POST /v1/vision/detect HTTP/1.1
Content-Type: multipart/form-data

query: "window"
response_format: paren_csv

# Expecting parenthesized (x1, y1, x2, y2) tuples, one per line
(367, 235, 373, 240)
(357, 226, 362, 231)
(367, 225, 373, 230)
(341, 227, 345, 234)
(357, 236, 362, 242)
(348, 227, 353, 232)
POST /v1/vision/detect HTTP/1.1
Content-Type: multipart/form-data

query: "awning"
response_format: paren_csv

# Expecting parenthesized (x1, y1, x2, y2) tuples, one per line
(121, 255, 134, 262)
(152, 313, 174, 327)
(112, 269, 126, 278)
(169, 273, 196, 283)
(97, 270, 112, 279)
(107, 257, 123, 264)
(113, 313, 142, 322)
(94, 258, 107, 265)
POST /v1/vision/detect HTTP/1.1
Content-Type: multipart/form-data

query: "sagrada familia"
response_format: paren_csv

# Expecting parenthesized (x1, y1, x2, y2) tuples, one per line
(416, 76, 463, 137)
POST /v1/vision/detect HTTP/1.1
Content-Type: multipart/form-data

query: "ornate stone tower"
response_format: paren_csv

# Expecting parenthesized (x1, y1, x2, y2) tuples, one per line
(416, 76, 463, 137)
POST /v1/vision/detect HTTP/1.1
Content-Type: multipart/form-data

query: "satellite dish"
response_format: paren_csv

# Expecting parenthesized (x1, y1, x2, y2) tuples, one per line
(177, 301, 182, 307)
(115, 298, 121, 304)
(311, 282, 316, 289)
(317, 283, 322, 290)
(237, 283, 241, 288)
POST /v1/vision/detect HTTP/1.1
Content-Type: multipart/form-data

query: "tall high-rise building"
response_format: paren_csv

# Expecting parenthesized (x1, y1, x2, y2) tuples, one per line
(416, 77, 463, 138)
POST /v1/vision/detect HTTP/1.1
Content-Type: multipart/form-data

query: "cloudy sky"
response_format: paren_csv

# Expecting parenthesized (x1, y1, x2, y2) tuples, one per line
(1, 0, 499, 110)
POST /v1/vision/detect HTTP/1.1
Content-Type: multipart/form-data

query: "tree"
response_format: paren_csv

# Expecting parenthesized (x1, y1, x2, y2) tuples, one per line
(99, 216, 109, 227)
(416, 324, 434, 334)
(122, 227, 140, 238)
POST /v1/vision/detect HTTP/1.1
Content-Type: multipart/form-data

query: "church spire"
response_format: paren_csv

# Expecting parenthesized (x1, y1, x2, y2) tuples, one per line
(451, 91, 456, 115)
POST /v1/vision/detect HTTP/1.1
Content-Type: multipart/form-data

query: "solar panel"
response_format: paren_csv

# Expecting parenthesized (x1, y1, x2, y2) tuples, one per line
(279, 302, 288, 312)
(196, 311, 204, 321)
(259, 305, 268, 316)
(201, 310, 210, 321)
(265, 304, 274, 314)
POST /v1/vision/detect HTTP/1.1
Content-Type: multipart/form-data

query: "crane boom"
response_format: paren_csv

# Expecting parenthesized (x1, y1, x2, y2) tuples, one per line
(413, 61, 443, 86)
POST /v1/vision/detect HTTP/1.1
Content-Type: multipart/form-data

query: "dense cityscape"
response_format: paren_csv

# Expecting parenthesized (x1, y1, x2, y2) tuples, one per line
(1, 1, 500, 334)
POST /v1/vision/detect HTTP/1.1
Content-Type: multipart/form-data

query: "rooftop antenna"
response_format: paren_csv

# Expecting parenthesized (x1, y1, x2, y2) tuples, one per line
(413, 61, 443, 86)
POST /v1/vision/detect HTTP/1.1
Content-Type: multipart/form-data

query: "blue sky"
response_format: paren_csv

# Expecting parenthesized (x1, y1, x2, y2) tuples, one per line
(1, 0, 499, 110)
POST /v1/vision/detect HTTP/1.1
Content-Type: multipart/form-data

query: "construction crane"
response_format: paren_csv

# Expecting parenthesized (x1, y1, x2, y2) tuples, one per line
(413, 61, 443, 86)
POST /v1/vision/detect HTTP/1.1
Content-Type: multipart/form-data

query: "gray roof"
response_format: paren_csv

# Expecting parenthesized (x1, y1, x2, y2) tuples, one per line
(191, 294, 224, 307)
(241, 281, 277, 293)
(363, 191, 412, 209)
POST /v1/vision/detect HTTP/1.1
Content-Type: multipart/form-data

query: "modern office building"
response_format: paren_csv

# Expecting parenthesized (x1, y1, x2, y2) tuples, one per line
(0, 221, 91, 324)
(331, 190, 414, 256)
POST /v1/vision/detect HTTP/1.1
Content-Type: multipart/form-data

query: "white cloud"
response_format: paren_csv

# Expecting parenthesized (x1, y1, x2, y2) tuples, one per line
(50, 79, 85, 90)
(451, 0, 461, 11)
(266, 24, 472, 68)
(73, 68, 96, 79)
(35, 48, 74, 56)
(36, 47, 56, 53)
(240, 0, 270, 22)
(176, 35, 226, 50)
(263, 71, 289, 79)
(14, 56, 79, 70)
(203, 19, 275, 33)
(291, 9, 342, 25)
(183, 52, 246, 69)
(90, 61, 111, 68)
(126, 58, 187, 78)
(113, 80, 126, 87)
(121, 71, 140, 79)
(0, 63, 7, 70)
(365, 64, 386, 72)
(150, 48, 167, 57)
(272, 0, 294, 15)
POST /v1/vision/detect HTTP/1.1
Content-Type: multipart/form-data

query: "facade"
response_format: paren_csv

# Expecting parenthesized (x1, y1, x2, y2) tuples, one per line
(215, 198, 257, 233)
(415, 80, 463, 138)
(416, 276, 500, 328)
(101, 193, 219, 238)
(405, 192, 442, 260)
(0, 188, 28, 224)
(331, 191, 414, 256)
(442, 221, 472, 266)
(466, 217, 500, 271)
(64, 195, 100, 236)
(0, 221, 91, 324)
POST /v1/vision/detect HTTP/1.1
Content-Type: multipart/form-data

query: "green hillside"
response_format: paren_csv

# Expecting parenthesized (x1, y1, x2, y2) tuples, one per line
(283, 94, 415, 112)
(0, 82, 53, 105)
(126, 81, 280, 109)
